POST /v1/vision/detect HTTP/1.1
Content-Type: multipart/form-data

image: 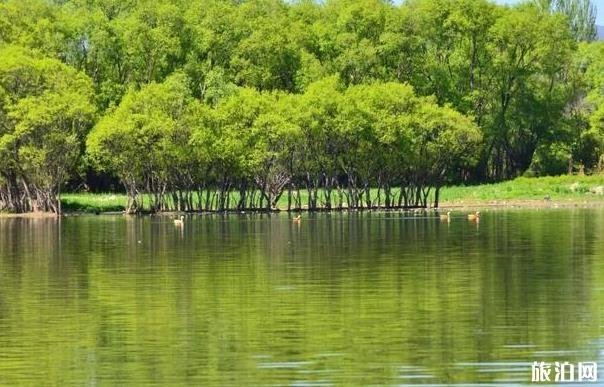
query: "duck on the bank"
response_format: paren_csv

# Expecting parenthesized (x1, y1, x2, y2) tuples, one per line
(292, 215, 301, 222)
(440, 211, 451, 221)
(174, 215, 184, 226)
(467, 211, 480, 221)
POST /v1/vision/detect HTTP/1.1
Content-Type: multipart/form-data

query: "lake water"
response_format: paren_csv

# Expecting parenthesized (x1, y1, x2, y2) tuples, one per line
(0, 209, 603, 385)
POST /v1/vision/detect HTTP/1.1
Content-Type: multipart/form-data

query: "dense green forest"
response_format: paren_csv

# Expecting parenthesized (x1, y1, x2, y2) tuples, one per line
(0, 0, 603, 213)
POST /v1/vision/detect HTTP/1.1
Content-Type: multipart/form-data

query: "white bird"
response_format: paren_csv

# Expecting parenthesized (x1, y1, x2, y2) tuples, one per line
(174, 215, 184, 226)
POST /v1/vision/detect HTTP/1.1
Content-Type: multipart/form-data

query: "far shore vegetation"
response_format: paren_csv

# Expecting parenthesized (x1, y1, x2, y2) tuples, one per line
(0, 0, 603, 214)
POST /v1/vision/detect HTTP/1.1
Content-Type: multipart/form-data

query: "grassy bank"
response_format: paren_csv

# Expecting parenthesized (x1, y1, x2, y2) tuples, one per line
(438, 175, 604, 204)
(61, 193, 128, 213)
(59, 174, 604, 213)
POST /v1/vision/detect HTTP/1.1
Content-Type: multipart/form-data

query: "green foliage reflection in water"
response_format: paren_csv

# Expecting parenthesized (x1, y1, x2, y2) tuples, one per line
(0, 210, 602, 384)
(0, 0, 603, 214)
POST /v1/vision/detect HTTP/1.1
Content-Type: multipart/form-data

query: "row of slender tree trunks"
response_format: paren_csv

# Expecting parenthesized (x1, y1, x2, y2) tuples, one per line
(1, 170, 444, 215)
(119, 176, 441, 214)
(0, 176, 61, 214)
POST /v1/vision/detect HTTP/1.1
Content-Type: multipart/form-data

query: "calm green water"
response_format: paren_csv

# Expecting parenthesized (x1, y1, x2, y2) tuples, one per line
(0, 209, 603, 385)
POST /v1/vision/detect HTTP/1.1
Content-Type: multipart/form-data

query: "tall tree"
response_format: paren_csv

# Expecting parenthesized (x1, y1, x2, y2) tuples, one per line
(534, 0, 597, 41)
(86, 72, 194, 213)
(0, 46, 95, 213)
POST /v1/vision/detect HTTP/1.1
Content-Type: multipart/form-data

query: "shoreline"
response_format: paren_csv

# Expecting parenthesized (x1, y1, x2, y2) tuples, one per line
(0, 212, 60, 219)
(437, 198, 604, 210)
(2, 198, 604, 218)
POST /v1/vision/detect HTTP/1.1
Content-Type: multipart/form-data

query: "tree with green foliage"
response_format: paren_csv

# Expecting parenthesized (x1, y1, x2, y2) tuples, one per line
(579, 41, 604, 171)
(0, 46, 95, 213)
(480, 4, 575, 179)
(87, 72, 194, 213)
(251, 93, 301, 210)
(534, 0, 597, 41)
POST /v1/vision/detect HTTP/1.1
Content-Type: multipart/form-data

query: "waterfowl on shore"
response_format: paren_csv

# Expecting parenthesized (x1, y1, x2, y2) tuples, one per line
(440, 211, 451, 221)
(292, 215, 301, 222)
(467, 211, 480, 221)
(174, 215, 184, 226)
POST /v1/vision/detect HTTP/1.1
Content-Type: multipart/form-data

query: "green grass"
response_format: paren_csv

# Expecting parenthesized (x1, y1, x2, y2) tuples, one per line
(438, 174, 604, 202)
(61, 193, 128, 213)
(60, 174, 604, 213)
